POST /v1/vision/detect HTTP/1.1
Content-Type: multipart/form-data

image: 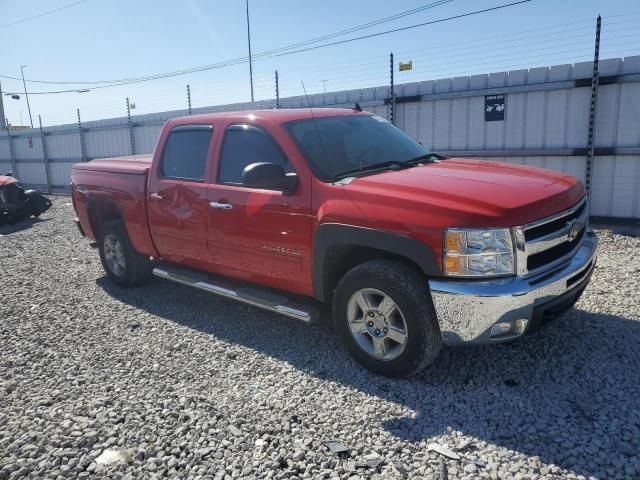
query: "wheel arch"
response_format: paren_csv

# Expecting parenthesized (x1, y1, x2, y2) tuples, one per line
(313, 223, 440, 303)
(87, 198, 125, 240)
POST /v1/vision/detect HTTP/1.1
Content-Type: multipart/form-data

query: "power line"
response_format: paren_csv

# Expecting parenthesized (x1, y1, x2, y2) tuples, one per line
(2, 0, 531, 95)
(252, 0, 455, 57)
(0, 0, 454, 86)
(0, 0, 92, 29)
(271, 0, 533, 57)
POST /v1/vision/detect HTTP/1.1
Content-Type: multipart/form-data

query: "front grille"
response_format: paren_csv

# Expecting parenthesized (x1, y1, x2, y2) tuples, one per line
(525, 201, 586, 242)
(527, 227, 585, 271)
(519, 197, 588, 276)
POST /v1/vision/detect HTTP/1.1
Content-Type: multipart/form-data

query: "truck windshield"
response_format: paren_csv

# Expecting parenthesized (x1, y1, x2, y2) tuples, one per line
(284, 114, 433, 182)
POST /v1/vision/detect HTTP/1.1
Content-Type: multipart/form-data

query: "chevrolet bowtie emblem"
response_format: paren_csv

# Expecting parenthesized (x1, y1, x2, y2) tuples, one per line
(567, 219, 584, 241)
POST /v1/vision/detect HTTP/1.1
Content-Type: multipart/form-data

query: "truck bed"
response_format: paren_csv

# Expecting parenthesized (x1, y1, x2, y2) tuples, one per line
(72, 154, 153, 175)
(71, 155, 157, 257)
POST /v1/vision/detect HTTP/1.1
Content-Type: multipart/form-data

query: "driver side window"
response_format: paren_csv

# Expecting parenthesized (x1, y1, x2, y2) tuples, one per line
(218, 124, 291, 185)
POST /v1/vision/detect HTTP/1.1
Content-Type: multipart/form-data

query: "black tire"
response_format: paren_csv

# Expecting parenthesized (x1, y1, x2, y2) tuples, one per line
(333, 260, 442, 378)
(98, 220, 152, 287)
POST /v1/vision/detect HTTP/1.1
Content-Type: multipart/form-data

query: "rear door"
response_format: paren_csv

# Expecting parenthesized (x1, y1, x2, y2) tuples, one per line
(205, 122, 314, 296)
(147, 124, 214, 268)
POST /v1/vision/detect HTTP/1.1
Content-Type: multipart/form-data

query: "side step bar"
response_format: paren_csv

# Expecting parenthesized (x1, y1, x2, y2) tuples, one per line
(152, 264, 318, 324)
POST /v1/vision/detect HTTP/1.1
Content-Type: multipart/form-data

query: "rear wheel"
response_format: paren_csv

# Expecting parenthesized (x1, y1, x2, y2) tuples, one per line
(98, 221, 152, 287)
(333, 260, 442, 377)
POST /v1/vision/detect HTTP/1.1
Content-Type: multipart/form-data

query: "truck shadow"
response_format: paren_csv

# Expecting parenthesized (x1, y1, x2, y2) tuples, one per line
(97, 276, 640, 477)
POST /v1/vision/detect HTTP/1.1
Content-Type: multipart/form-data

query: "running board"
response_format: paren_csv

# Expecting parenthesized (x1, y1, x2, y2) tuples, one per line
(152, 264, 318, 324)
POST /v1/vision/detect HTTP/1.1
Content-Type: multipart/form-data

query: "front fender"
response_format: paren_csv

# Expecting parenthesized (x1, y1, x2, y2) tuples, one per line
(313, 223, 440, 302)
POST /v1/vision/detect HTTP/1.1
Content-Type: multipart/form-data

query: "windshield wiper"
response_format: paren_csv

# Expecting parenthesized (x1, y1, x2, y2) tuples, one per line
(333, 153, 445, 181)
(334, 160, 411, 180)
(406, 153, 444, 164)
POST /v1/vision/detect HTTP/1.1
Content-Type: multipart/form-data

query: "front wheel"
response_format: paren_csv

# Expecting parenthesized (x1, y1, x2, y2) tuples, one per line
(98, 221, 152, 287)
(333, 260, 442, 378)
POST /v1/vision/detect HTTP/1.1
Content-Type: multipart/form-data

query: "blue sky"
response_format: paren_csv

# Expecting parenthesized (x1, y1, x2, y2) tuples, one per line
(1, 0, 639, 127)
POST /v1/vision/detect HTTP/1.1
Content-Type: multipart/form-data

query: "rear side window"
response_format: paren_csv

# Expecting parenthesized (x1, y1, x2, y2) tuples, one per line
(161, 125, 213, 181)
(218, 124, 291, 185)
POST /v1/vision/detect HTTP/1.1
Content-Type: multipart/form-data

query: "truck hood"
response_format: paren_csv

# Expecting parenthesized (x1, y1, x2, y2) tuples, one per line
(341, 158, 585, 227)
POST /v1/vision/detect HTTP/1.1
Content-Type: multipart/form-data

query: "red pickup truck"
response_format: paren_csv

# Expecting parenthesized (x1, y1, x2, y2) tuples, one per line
(71, 108, 597, 377)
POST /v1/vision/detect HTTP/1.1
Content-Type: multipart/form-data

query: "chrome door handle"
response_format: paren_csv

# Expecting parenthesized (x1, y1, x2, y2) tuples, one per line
(150, 193, 164, 200)
(76, 186, 88, 194)
(210, 201, 233, 210)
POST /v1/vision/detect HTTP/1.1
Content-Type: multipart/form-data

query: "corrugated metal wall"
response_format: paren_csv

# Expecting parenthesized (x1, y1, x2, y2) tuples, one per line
(1, 56, 638, 219)
(389, 57, 640, 218)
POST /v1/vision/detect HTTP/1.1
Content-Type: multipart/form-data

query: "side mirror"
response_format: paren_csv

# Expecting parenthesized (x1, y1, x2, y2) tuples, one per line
(242, 162, 298, 193)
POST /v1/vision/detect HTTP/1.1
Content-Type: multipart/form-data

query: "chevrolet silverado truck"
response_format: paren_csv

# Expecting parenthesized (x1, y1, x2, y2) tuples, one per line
(71, 108, 597, 377)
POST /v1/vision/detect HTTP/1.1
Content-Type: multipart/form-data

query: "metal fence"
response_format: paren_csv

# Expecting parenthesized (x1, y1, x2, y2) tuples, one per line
(1, 55, 639, 220)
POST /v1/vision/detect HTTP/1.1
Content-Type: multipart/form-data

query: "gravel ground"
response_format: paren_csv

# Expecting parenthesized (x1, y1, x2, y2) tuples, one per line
(1, 196, 639, 480)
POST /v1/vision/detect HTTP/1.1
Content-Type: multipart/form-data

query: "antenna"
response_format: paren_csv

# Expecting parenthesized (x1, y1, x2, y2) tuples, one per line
(301, 81, 334, 179)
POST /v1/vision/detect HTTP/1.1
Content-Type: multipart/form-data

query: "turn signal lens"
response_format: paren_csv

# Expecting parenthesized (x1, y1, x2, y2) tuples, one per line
(444, 228, 515, 277)
(445, 256, 463, 275)
(445, 231, 465, 254)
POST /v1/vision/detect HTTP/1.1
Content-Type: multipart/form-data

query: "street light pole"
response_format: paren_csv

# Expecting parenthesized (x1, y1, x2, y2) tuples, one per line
(20, 66, 33, 128)
(246, 0, 254, 102)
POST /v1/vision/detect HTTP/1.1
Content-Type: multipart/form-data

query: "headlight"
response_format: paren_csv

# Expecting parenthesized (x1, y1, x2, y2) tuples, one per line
(444, 228, 515, 277)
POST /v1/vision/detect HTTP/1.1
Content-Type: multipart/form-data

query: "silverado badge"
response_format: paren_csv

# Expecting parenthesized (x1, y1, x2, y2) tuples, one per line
(567, 219, 584, 241)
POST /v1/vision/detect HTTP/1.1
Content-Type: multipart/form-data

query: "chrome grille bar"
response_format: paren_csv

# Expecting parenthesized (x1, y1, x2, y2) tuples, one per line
(516, 197, 588, 277)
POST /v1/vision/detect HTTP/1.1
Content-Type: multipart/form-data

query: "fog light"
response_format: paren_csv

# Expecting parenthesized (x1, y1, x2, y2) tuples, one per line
(490, 319, 528, 338)
(491, 322, 512, 337)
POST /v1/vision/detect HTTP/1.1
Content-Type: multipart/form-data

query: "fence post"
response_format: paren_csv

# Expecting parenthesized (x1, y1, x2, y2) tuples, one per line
(77, 109, 87, 162)
(390, 52, 395, 125)
(6, 125, 16, 176)
(585, 15, 601, 200)
(126, 97, 136, 156)
(38, 115, 51, 194)
(187, 84, 192, 115)
(0, 82, 7, 131)
(275, 70, 280, 109)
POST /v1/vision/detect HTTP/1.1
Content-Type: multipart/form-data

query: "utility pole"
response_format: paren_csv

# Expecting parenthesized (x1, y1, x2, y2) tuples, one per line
(322, 80, 328, 94)
(20, 65, 33, 128)
(246, 0, 255, 102)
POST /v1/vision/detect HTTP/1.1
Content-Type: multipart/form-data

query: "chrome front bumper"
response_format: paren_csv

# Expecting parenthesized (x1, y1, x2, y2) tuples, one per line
(429, 230, 598, 346)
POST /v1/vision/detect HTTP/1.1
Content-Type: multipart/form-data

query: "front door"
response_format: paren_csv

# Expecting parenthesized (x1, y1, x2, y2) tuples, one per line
(147, 124, 214, 268)
(206, 123, 313, 296)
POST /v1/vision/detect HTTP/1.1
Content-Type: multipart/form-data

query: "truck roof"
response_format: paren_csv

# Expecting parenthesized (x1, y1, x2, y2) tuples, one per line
(168, 107, 367, 125)
(72, 108, 366, 175)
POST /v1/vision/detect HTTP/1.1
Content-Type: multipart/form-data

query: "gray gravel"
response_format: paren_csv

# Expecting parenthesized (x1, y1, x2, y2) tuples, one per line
(1, 196, 639, 480)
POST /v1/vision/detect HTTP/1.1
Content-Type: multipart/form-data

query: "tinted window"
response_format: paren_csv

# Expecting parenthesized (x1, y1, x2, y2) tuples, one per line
(161, 126, 213, 181)
(285, 115, 430, 181)
(219, 124, 291, 184)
